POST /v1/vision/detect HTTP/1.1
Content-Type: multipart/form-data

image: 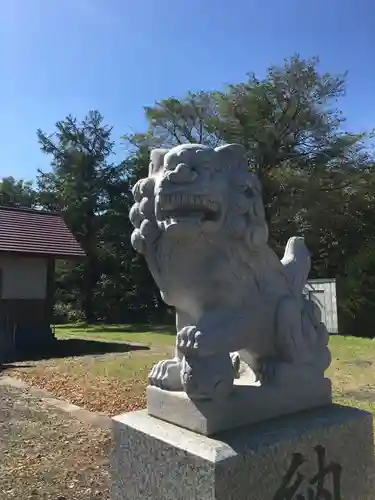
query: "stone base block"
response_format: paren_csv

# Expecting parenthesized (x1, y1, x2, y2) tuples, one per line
(147, 377, 332, 435)
(111, 404, 374, 500)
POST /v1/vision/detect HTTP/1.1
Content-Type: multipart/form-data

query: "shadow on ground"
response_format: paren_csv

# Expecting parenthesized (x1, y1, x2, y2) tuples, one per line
(57, 323, 175, 334)
(1, 338, 149, 364)
(0, 364, 34, 370)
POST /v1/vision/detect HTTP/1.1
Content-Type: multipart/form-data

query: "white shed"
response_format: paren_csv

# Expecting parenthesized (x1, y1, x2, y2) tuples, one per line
(305, 279, 338, 334)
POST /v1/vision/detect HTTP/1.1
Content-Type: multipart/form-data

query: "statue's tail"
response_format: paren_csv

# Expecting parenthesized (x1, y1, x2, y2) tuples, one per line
(281, 236, 311, 297)
(279, 237, 331, 372)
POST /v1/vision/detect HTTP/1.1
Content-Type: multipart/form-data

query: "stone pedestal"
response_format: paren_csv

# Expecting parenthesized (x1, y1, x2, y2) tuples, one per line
(111, 404, 374, 500)
(147, 377, 332, 435)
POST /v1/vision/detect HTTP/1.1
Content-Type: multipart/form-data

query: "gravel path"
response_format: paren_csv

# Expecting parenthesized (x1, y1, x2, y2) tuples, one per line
(0, 384, 110, 499)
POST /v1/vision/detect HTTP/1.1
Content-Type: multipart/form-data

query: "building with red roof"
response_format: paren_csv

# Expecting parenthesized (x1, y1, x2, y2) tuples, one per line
(0, 206, 85, 356)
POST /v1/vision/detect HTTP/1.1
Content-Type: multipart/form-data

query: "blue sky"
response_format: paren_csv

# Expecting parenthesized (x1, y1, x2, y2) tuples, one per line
(1, 0, 374, 180)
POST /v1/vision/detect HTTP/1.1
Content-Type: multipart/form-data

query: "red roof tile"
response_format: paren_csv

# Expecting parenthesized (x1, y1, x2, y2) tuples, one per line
(0, 207, 85, 258)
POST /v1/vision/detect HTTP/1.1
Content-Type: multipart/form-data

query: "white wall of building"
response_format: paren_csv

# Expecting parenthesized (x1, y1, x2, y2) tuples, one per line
(0, 255, 47, 299)
(305, 279, 338, 334)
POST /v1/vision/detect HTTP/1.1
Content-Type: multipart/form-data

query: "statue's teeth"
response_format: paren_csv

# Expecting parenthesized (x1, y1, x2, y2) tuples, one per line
(160, 193, 220, 214)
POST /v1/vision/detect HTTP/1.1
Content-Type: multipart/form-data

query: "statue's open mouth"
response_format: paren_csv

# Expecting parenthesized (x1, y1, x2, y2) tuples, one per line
(158, 193, 221, 225)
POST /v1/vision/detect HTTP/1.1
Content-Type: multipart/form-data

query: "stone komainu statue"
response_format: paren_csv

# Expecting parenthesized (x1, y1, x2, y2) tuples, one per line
(129, 143, 331, 401)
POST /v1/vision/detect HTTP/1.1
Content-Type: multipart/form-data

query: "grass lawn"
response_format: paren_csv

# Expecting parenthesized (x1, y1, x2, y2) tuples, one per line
(4, 324, 375, 418)
(328, 335, 375, 415)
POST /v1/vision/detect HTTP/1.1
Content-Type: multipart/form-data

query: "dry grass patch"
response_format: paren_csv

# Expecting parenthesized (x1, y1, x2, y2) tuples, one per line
(6, 324, 175, 415)
(0, 384, 110, 499)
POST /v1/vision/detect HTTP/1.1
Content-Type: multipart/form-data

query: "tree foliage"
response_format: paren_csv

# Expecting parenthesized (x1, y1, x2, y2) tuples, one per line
(339, 244, 375, 335)
(0, 176, 37, 208)
(6, 55, 375, 334)
(37, 111, 124, 322)
(128, 56, 375, 273)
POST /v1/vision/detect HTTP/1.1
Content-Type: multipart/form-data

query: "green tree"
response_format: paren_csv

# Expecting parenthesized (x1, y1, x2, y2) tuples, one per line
(142, 91, 220, 147)
(127, 55, 374, 275)
(215, 56, 373, 264)
(37, 110, 120, 322)
(339, 243, 375, 336)
(0, 176, 37, 208)
(105, 148, 168, 322)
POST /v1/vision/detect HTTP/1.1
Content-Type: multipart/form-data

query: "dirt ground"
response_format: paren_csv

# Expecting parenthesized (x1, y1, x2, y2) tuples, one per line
(0, 383, 110, 500)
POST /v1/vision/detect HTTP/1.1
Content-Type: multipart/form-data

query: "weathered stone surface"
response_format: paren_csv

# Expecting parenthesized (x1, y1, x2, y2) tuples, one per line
(129, 142, 332, 421)
(111, 405, 374, 500)
(147, 377, 332, 436)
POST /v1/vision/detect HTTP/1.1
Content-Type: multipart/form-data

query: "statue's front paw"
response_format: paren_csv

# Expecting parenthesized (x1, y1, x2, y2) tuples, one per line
(177, 326, 214, 356)
(148, 358, 183, 391)
(181, 354, 234, 401)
